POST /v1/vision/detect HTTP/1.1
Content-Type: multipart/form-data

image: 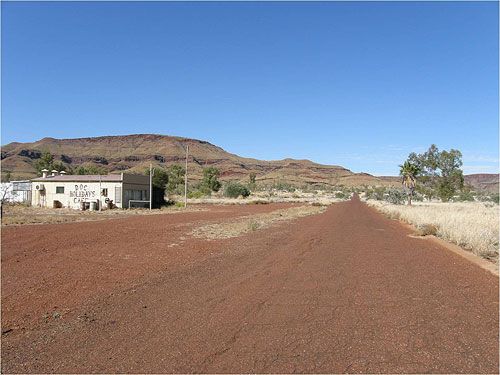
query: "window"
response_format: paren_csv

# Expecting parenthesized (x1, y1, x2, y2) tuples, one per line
(101, 188, 108, 197)
(115, 187, 121, 203)
(56, 186, 64, 194)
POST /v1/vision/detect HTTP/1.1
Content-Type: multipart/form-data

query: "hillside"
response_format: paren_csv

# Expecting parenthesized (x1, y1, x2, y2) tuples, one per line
(464, 174, 499, 193)
(1, 134, 395, 187)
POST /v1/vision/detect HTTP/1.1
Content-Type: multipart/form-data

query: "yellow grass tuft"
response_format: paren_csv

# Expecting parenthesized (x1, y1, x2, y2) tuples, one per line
(416, 223, 438, 236)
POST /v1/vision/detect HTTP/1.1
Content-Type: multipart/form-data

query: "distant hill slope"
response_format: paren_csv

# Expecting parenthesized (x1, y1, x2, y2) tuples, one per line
(465, 174, 499, 193)
(1, 134, 395, 187)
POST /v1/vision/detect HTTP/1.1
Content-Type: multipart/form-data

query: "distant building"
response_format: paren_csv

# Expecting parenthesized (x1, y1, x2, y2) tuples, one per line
(31, 170, 150, 209)
(1, 180, 32, 204)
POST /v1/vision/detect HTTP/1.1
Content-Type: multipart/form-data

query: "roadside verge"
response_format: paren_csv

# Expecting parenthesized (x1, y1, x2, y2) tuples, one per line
(365, 201, 499, 277)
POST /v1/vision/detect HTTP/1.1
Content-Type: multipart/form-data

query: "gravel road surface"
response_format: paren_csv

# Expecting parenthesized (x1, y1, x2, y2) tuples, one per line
(1, 198, 498, 373)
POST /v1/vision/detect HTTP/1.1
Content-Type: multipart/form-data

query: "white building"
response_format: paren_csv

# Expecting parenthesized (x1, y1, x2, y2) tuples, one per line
(31, 170, 150, 209)
(1, 181, 32, 204)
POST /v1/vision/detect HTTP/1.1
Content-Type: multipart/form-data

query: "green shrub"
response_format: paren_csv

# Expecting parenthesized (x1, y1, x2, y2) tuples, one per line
(166, 165, 185, 194)
(412, 193, 424, 202)
(75, 164, 108, 175)
(455, 190, 475, 202)
(144, 166, 169, 189)
(201, 167, 221, 192)
(335, 192, 347, 199)
(187, 190, 206, 199)
(385, 188, 406, 205)
(224, 182, 250, 198)
(489, 193, 499, 204)
(367, 187, 386, 201)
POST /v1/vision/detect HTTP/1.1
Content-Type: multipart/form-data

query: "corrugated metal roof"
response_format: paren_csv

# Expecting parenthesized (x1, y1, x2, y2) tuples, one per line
(32, 174, 123, 182)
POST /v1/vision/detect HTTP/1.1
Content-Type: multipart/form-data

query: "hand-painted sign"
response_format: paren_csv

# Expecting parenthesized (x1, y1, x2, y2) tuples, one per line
(69, 184, 97, 203)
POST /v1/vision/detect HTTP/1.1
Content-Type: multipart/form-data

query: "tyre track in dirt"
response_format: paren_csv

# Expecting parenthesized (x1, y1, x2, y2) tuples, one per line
(1, 197, 498, 373)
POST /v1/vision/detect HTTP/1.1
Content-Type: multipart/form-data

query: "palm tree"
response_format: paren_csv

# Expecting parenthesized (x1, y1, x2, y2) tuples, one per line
(399, 161, 420, 205)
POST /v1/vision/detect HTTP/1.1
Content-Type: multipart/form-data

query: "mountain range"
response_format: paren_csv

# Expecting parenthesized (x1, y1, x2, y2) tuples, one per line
(1, 134, 497, 192)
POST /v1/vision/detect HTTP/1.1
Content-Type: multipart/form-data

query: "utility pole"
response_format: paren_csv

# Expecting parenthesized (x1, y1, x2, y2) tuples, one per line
(184, 144, 189, 208)
(99, 174, 102, 212)
(149, 163, 153, 210)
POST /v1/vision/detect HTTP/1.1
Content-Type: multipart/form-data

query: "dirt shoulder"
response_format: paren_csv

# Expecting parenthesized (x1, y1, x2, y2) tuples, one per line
(391, 217, 499, 276)
(1, 204, 204, 226)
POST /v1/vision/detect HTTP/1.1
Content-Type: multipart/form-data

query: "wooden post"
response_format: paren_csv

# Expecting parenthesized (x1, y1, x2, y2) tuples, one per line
(149, 163, 153, 210)
(184, 144, 189, 208)
(99, 174, 102, 212)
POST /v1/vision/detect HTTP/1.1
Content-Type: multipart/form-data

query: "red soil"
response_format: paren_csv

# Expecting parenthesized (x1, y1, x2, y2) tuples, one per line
(1, 198, 498, 373)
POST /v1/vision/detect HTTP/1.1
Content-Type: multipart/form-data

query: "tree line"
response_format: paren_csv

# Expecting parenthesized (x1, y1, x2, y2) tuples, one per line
(26, 151, 255, 199)
(147, 165, 253, 198)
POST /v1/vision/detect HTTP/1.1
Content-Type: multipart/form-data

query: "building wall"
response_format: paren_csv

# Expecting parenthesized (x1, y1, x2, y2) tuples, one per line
(31, 174, 151, 209)
(122, 174, 150, 208)
(31, 181, 123, 209)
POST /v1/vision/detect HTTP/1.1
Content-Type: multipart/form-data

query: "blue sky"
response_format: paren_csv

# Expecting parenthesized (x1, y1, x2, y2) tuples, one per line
(2, 2, 498, 175)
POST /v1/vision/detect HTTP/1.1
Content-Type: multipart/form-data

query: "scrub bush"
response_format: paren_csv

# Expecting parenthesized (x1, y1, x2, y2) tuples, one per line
(385, 188, 406, 205)
(224, 182, 250, 198)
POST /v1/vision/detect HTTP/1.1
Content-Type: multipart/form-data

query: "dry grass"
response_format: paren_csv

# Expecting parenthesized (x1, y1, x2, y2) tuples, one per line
(1, 204, 203, 226)
(190, 204, 327, 240)
(366, 200, 499, 262)
(186, 190, 348, 206)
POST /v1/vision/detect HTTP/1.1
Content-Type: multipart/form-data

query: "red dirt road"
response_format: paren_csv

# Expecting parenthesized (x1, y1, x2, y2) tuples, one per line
(1, 198, 498, 373)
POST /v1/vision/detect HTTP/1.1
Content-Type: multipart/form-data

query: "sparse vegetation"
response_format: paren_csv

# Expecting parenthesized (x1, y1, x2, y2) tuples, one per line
(190, 205, 326, 240)
(364, 186, 408, 204)
(385, 188, 406, 205)
(335, 191, 348, 199)
(35, 151, 70, 175)
(2, 171, 12, 182)
(144, 166, 169, 188)
(185, 187, 346, 205)
(489, 193, 500, 204)
(248, 173, 257, 191)
(250, 200, 270, 205)
(224, 182, 251, 198)
(75, 164, 108, 175)
(367, 200, 499, 262)
(1, 203, 203, 226)
(166, 165, 185, 195)
(197, 167, 221, 195)
(272, 181, 296, 192)
(455, 186, 475, 202)
(187, 190, 205, 199)
(365, 186, 387, 201)
(248, 221, 260, 231)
